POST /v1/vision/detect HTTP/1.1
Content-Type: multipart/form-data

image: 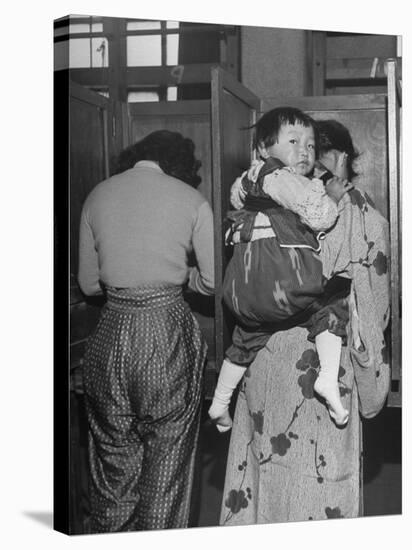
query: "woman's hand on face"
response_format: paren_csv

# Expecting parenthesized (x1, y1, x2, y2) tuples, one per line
(317, 151, 348, 180)
(335, 152, 349, 179)
(325, 176, 353, 204)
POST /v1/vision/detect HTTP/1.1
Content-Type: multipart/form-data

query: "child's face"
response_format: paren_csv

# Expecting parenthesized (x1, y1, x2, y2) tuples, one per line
(261, 123, 316, 176)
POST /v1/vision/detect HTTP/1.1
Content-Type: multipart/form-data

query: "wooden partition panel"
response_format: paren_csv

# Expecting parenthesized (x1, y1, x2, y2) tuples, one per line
(68, 82, 112, 533)
(211, 67, 260, 369)
(128, 101, 213, 204)
(69, 83, 111, 376)
(128, 100, 216, 390)
(69, 82, 110, 276)
(262, 94, 389, 218)
(262, 92, 401, 407)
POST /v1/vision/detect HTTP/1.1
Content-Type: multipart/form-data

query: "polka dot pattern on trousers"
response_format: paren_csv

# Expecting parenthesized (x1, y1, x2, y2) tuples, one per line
(83, 285, 207, 533)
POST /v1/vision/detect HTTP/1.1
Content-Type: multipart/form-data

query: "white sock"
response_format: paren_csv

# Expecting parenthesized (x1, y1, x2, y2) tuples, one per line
(208, 359, 246, 432)
(314, 331, 349, 426)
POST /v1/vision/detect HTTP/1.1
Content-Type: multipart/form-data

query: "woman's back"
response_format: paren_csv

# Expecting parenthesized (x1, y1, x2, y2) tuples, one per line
(79, 160, 212, 290)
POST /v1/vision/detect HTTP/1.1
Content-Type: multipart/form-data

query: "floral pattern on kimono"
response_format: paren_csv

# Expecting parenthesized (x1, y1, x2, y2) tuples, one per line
(220, 187, 390, 526)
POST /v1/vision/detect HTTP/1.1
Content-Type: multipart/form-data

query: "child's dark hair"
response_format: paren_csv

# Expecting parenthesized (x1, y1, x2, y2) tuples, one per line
(113, 130, 202, 187)
(316, 120, 360, 182)
(253, 106, 318, 153)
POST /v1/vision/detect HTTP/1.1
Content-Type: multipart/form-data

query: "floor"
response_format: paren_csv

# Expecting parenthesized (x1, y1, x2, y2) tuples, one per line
(362, 406, 402, 517)
(191, 403, 402, 527)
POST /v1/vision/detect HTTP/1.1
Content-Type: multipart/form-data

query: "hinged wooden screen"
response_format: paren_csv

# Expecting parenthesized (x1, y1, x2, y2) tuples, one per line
(211, 67, 260, 369)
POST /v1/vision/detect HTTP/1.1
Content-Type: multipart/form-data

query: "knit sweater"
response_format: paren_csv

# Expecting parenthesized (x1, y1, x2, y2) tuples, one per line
(78, 161, 214, 296)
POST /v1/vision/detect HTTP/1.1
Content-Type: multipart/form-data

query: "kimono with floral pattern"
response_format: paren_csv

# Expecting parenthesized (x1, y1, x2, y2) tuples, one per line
(220, 187, 390, 525)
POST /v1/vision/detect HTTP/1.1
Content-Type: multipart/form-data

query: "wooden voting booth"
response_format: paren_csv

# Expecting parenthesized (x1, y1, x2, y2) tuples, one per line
(208, 63, 401, 405)
(69, 83, 113, 533)
(68, 61, 401, 532)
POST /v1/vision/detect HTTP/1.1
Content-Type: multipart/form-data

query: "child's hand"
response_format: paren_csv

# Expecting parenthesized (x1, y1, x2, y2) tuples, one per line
(230, 176, 247, 209)
(325, 176, 353, 203)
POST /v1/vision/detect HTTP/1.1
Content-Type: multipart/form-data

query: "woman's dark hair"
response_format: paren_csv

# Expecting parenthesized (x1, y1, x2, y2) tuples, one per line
(253, 106, 318, 154)
(113, 130, 202, 187)
(316, 120, 359, 181)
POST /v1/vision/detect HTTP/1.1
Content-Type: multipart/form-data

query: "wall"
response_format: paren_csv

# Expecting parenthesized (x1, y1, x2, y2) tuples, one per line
(241, 26, 310, 98)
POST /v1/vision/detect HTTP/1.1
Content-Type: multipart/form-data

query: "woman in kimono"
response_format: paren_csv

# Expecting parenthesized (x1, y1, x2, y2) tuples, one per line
(220, 119, 391, 524)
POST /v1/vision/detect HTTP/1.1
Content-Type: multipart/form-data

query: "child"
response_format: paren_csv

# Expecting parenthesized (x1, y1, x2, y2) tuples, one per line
(209, 107, 352, 430)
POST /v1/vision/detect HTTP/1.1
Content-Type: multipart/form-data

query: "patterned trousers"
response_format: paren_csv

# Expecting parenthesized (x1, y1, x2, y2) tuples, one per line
(83, 286, 207, 533)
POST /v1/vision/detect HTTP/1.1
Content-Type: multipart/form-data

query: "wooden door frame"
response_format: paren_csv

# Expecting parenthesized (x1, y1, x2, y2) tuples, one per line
(386, 58, 402, 407)
(210, 66, 260, 369)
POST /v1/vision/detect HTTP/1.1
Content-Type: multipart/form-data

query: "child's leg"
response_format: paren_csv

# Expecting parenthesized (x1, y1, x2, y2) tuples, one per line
(314, 330, 349, 426)
(208, 359, 246, 432)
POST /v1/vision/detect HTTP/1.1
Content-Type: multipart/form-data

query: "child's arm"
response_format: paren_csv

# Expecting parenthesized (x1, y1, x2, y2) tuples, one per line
(230, 175, 247, 210)
(262, 169, 340, 232)
(208, 359, 247, 432)
(230, 160, 265, 210)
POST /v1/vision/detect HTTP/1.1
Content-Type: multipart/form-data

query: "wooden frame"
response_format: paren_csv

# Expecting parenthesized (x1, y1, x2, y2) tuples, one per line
(55, 16, 241, 103)
(311, 31, 327, 96)
(386, 59, 402, 407)
(309, 31, 398, 95)
(125, 70, 261, 376)
(68, 81, 115, 533)
(211, 67, 260, 369)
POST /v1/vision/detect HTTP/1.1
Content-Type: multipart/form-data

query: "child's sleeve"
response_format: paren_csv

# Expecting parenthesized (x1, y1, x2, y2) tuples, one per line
(306, 298, 349, 345)
(230, 175, 247, 210)
(262, 170, 339, 232)
(230, 160, 265, 210)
